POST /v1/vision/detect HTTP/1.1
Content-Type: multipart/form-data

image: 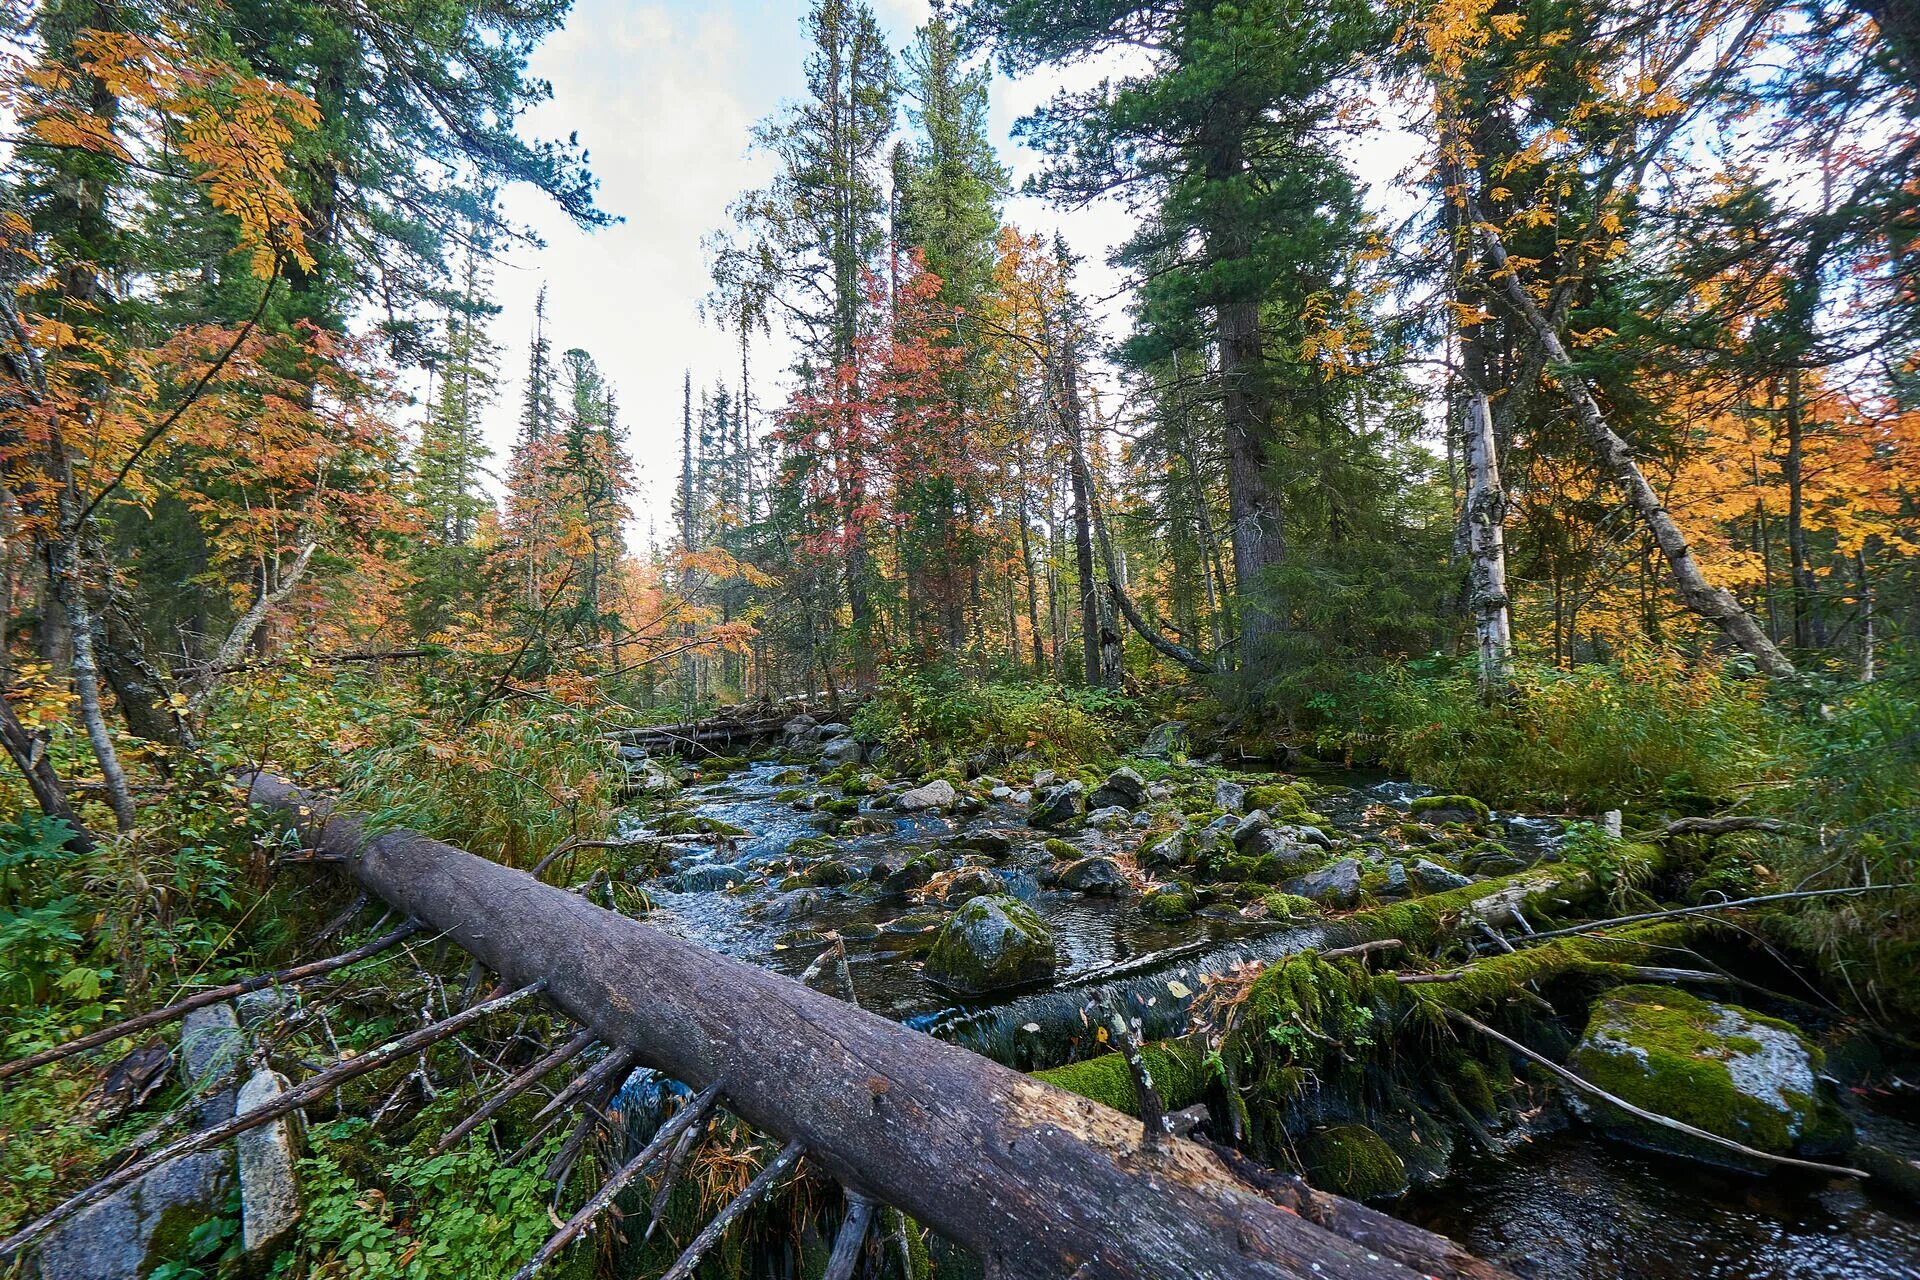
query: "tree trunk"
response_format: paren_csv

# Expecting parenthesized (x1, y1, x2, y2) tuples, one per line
(1464, 393, 1513, 695)
(243, 774, 1506, 1280)
(1477, 223, 1795, 676)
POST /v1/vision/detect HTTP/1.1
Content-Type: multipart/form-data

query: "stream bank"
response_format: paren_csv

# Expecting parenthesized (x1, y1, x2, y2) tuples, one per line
(601, 732, 1920, 1279)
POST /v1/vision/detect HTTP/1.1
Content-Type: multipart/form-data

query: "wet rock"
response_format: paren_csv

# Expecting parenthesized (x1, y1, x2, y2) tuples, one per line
(1240, 826, 1319, 869)
(1191, 815, 1238, 854)
(1142, 883, 1196, 921)
(759, 888, 824, 922)
(943, 867, 1003, 903)
(879, 855, 933, 898)
(948, 830, 1016, 860)
(1087, 766, 1147, 811)
(1568, 985, 1850, 1167)
(1464, 846, 1531, 877)
(675, 862, 746, 893)
(1409, 858, 1472, 893)
(1301, 1124, 1408, 1201)
(1283, 858, 1362, 908)
(1057, 856, 1127, 896)
(234, 1068, 301, 1258)
(819, 735, 864, 767)
(1214, 779, 1248, 814)
(1028, 781, 1085, 830)
(897, 779, 958, 812)
(922, 895, 1056, 995)
(180, 1003, 245, 1126)
(800, 858, 853, 888)
(875, 911, 948, 951)
(1085, 805, 1132, 831)
(33, 1149, 231, 1280)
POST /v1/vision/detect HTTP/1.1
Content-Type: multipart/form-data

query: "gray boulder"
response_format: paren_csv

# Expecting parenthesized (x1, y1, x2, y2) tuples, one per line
(1057, 855, 1128, 896)
(1143, 832, 1189, 869)
(1409, 858, 1472, 893)
(1087, 766, 1148, 811)
(1085, 805, 1133, 831)
(234, 1069, 301, 1258)
(943, 867, 1004, 903)
(1027, 781, 1085, 830)
(1568, 985, 1849, 1167)
(33, 1150, 231, 1280)
(675, 862, 746, 892)
(1241, 826, 1318, 870)
(180, 1003, 245, 1126)
(1214, 779, 1249, 814)
(1379, 861, 1411, 900)
(782, 713, 821, 747)
(897, 779, 958, 812)
(819, 735, 864, 767)
(922, 895, 1057, 995)
(1283, 858, 1362, 908)
(1230, 810, 1273, 853)
(1140, 721, 1188, 758)
(1191, 815, 1239, 854)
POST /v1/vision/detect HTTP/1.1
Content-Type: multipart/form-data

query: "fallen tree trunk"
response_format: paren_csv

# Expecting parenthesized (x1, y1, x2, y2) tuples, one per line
(604, 714, 793, 751)
(242, 773, 1506, 1280)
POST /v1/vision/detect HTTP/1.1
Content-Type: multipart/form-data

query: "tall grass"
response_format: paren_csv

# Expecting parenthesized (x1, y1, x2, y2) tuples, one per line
(853, 663, 1139, 774)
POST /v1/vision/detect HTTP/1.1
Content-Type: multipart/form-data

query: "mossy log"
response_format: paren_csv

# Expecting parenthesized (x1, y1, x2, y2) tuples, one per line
(244, 774, 1509, 1280)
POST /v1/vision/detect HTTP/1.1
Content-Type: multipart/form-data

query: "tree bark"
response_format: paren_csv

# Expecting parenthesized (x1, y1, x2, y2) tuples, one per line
(1464, 393, 1513, 694)
(1477, 222, 1795, 676)
(243, 774, 1506, 1280)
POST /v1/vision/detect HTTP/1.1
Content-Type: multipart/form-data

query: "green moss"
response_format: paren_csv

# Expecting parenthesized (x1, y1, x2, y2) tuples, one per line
(1247, 782, 1329, 826)
(1042, 838, 1079, 861)
(1034, 1040, 1211, 1114)
(1300, 1124, 1407, 1200)
(1569, 984, 1825, 1158)
(800, 859, 852, 887)
(1409, 794, 1491, 824)
(819, 797, 861, 816)
(699, 755, 750, 773)
(787, 835, 836, 857)
(1143, 885, 1196, 921)
(1261, 892, 1321, 920)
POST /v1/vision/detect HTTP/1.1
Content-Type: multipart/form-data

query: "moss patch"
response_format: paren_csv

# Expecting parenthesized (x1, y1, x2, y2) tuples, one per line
(1300, 1124, 1407, 1200)
(1034, 1040, 1211, 1115)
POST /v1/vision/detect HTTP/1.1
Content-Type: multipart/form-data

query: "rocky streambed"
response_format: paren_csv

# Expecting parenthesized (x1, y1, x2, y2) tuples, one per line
(605, 731, 1920, 1279)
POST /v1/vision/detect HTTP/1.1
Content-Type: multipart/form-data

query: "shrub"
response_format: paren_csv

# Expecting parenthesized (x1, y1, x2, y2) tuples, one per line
(853, 664, 1136, 773)
(1322, 650, 1785, 812)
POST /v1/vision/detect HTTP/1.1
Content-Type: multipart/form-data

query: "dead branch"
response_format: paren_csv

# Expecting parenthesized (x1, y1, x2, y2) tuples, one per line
(660, 1139, 807, 1280)
(822, 1192, 875, 1280)
(435, 1030, 596, 1153)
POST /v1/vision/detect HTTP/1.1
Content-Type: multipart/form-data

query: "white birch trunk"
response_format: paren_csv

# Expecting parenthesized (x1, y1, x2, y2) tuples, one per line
(1465, 393, 1513, 693)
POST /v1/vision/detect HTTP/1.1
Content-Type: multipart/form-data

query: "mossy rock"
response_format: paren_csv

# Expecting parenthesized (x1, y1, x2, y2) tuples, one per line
(1260, 892, 1322, 921)
(1568, 984, 1851, 1166)
(922, 894, 1056, 996)
(819, 797, 862, 816)
(787, 835, 837, 858)
(800, 859, 853, 888)
(1300, 1124, 1408, 1200)
(1042, 838, 1080, 861)
(1034, 1040, 1211, 1114)
(1245, 782, 1328, 826)
(699, 755, 751, 774)
(1408, 794, 1491, 825)
(1142, 885, 1196, 922)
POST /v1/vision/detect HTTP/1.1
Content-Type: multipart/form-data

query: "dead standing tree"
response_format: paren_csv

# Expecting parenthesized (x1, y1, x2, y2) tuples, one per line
(1, 773, 1513, 1280)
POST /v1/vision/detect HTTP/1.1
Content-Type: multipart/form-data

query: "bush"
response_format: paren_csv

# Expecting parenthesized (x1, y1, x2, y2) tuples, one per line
(852, 664, 1137, 773)
(1322, 650, 1785, 812)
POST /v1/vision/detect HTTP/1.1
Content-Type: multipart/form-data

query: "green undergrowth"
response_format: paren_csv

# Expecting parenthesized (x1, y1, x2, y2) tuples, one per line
(851, 662, 1139, 773)
(1034, 1039, 1213, 1114)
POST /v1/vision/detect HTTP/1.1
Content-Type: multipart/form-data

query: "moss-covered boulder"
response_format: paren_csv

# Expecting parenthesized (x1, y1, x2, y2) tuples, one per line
(922, 894, 1056, 995)
(1300, 1124, 1408, 1200)
(1142, 883, 1196, 921)
(1408, 794, 1491, 826)
(1568, 985, 1851, 1167)
(1034, 1040, 1210, 1114)
(1057, 855, 1127, 896)
(1028, 781, 1085, 830)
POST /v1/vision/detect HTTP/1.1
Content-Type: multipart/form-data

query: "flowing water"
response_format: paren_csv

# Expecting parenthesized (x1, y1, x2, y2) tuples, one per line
(615, 759, 1920, 1279)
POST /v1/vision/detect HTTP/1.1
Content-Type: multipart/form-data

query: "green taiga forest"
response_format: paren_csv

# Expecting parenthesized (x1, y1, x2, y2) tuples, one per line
(1, 0, 1918, 1276)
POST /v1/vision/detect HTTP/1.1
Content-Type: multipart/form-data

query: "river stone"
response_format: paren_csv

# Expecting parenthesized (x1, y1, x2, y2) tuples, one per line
(1191, 815, 1238, 854)
(1214, 779, 1249, 814)
(1241, 826, 1318, 869)
(234, 1068, 301, 1258)
(948, 829, 1017, 860)
(782, 714, 821, 747)
(882, 856, 938, 896)
(1087, 766, 1147, 811)
(922, 894, 1056, 995)
(1057, 855, 1127, 896)
(819, 735, 864, 767)
(897, 779, 957, 812)
(676, 862, 746, 892)
(759, 888, 824, 922)
(1409, 858, 1472, 893)
(1283, 858, 1362, 908)
(1028, 781, 1084, 830)
(1568, 985, 1849, 1166)
(1085, 805, 1132, 831)
(1378, 861, 1411, 900)
(943, 867, 1003, 903)
(33, 1149, 232, 1280)
(180, 1003, 245, 1126)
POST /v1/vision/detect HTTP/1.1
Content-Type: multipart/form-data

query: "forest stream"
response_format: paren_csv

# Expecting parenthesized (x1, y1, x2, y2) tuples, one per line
(607, 756, 1920, 1280)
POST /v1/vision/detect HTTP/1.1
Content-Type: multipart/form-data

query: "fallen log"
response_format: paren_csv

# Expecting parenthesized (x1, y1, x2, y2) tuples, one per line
(240, 773, 1507, 1280)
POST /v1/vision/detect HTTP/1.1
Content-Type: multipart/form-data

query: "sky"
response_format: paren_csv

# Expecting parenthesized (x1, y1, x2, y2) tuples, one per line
(473, 0, 1140, 538)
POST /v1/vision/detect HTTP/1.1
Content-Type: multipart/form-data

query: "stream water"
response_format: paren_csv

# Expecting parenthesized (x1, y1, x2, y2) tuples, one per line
(614, 759, 1920, 1279)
